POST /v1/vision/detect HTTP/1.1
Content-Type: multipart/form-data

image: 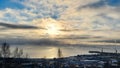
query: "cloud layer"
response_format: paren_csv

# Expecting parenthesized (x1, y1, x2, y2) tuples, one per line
(0, 0, 119, 30)
(0, 0, 120, 45)
(0, 22, 39, 29)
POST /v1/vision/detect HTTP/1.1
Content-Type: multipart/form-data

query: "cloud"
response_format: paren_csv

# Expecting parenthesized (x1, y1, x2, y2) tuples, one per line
(0, 22, 39, 29)
(0, 35, 118, 47)
(0, 0, 120, 44)
(62, 0, 120, 30)
(0, 38, 65, 46)
(59, 29, 80, 32)
(78, 0, 120, 10)
(0, 0, 69, 23)
(0, 0, 100, 23)
(92, 39, 120, 43)
(57, 35, 103, 40)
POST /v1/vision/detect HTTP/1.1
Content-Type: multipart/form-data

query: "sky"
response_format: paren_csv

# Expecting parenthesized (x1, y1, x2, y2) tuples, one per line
(0, 0, 120, 46)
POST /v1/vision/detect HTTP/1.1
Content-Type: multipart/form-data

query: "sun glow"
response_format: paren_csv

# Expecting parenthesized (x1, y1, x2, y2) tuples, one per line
(33, 18, 64, 37)
(46, 23, 61, 35)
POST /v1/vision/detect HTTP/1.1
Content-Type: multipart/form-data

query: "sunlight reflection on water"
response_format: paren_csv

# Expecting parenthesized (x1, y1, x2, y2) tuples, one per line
(10, 45, 120, 58)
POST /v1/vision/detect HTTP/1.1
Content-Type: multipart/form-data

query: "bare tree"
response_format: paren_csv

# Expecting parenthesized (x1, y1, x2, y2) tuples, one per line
(0, 51, 2, 57)
(19, 49, 23, 58)
(13, 47, 24, 58)
(0, 42, 30, 58)
(13, 47, 19, 58)
(1, 42, 11, 58)
(25, 53, 30, 58)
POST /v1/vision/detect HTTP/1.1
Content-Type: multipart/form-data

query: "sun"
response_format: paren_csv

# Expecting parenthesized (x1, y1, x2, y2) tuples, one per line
(46, 23, 61, 35)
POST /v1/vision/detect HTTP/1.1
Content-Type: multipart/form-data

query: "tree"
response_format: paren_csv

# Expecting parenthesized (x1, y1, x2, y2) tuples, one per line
(13, 47, 19, 58)
(19, 49, 23, 58)
(1, 42, 11, 58)
(13, 47, 24, 58)
(25, 53, 30, 58)
(0, 42, 29, 58)
(0, 51, 2, 57)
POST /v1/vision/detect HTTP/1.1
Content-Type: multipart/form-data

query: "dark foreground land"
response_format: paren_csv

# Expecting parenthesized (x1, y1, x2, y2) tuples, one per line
(1, 51, 120, 68)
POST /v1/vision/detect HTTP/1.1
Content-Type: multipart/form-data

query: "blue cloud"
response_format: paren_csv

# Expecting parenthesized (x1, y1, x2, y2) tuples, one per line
(3, 13, 18, 23)
(78, 0, 120, 10)
(0, 0, 25, 9)
(92, 13, 120, 30)
(0, 0, 69, 23)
